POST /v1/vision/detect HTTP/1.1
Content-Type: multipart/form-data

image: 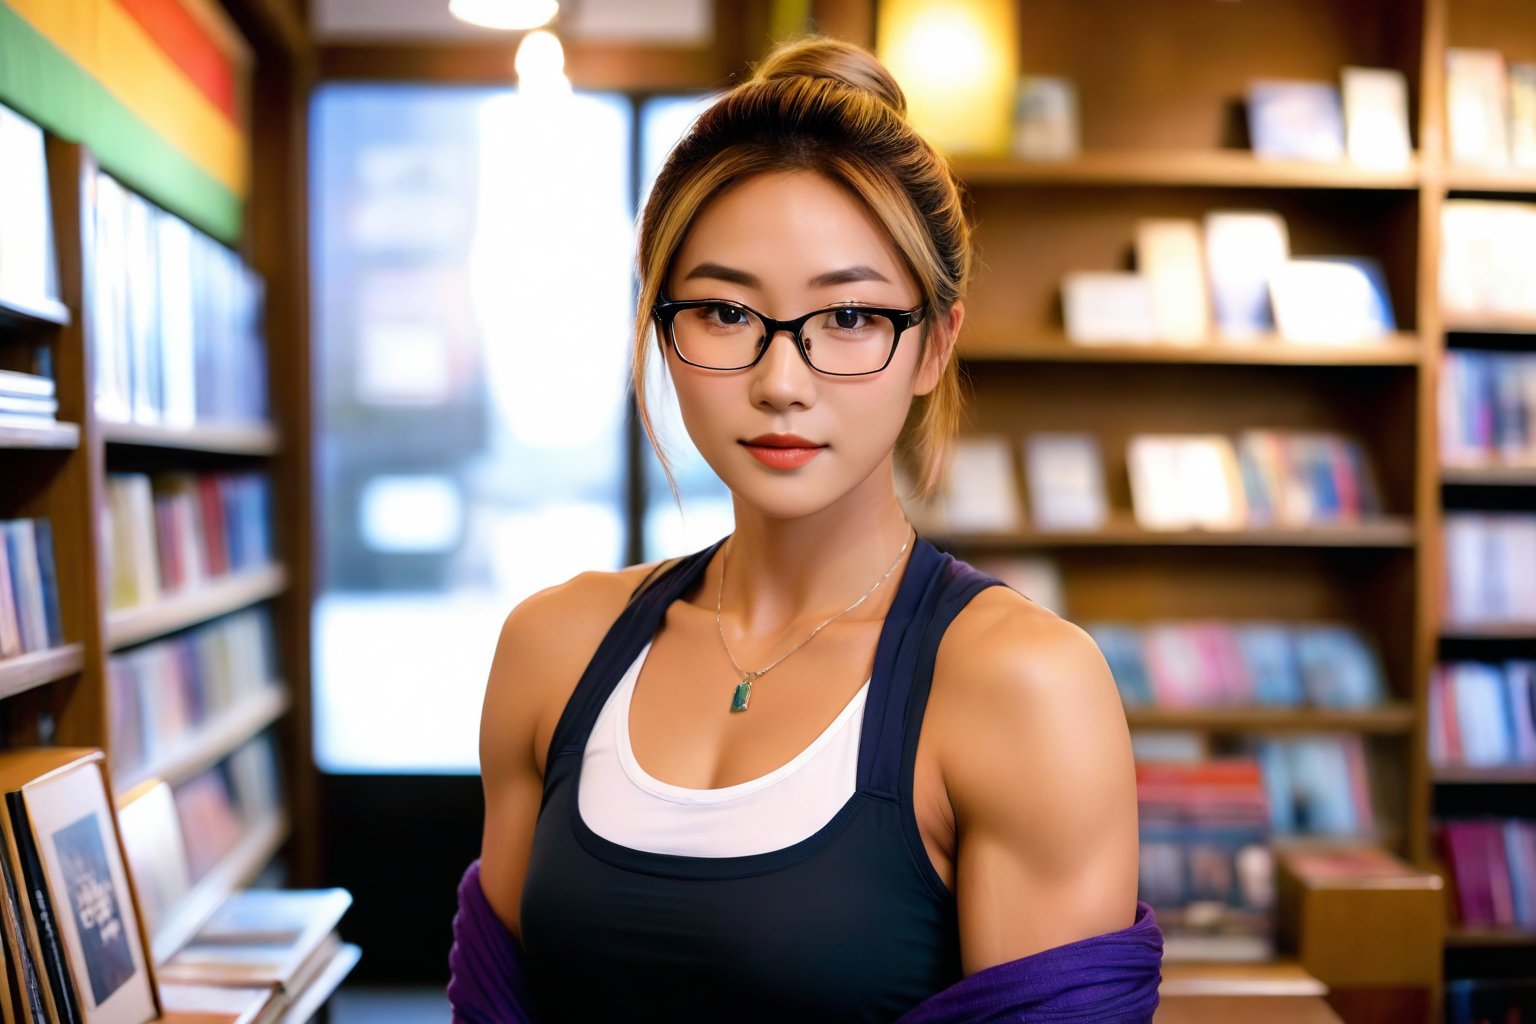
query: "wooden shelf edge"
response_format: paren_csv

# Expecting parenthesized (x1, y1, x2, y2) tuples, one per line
(114, 686, 291, 796)
(276, 943, 362, 1024)
(0, 293, 70, 328)
(960, 335, 1422, 366)
(953, 151, 1420, 190)
(930, 520, 1416, 549)
(1445, 925, 1536, 947)
(1126, 703, 1416, 733)
(1440, 622, 1536, 640)
(0, 643, 85, 700)
(101, 419, 280, 456)
(1432, 765, 1536, 784)
(150, 811, 290, 965)
(1443, 167, 1536, 195)
(1158, 958, 1327, 997)
(1440, 463, 1536, 486)
(108, 565, 289, 651)
(1443, 314, 1536, 335)
(0, 420, 81, 450)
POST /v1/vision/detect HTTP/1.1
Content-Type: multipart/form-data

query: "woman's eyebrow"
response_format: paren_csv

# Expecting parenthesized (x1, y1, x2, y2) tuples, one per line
(680, 262, 892, 287)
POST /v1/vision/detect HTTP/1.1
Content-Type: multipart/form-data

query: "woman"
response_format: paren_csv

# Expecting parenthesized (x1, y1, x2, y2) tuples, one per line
(450, 35, 1162, 1024)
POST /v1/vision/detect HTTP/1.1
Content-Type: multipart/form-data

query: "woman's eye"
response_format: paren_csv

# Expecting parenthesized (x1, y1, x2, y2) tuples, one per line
(703, 304, 748, 327)
(831, 308, 870, 330)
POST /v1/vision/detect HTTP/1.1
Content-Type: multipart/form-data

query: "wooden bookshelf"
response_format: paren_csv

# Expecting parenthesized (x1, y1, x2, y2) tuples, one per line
(114, 685, 292, 796)
(930, 519, 1417, 550)
(106, 564, 289, 651)
(0, 293, 70, 329)
(951, 151, 1421, 190)
(0, 419, 80, 450)
(101, 419, 281, 456)
(959, 333, 1423, 366)
(1439, 622, 1536, 640)
(1440, 463, 1536, 486)
(1433, 765, 1536, 785)
(276, 942, 362, 1024)
(149, 810, 290, 964)
(1442, 313, 1536, 334)
(1125, 704, 1417, 735)
(1444, 926, 1536, 948)
(1443, 166, 1536, 195)
(0, 642, 84, 700)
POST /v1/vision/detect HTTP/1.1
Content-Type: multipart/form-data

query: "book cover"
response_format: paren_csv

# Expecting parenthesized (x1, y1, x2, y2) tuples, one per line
(0, 534, 19, 659)
(1022, 433, 1107, 531)
(1447, 49, 1510, 167)
(1247, 80, 1346, 162)
(1134, 219, 1209, 343)
(6, 521, 47, 654)
(939, 435, 1023, 533)
(32, 519, 63, 649)
(5, 794, 81, 1024)
(1012, 76, 1079, 161)
(1204, 211, 1290, 340)
(1061, 272, 1157, 344)
(1268, 257, 1395, 344)
(1236, 624, 1304, 706)
(1341, 66, 1413, 170)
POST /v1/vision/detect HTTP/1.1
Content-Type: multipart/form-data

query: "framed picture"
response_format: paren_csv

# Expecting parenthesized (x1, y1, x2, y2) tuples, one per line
(19, 754, 157, 1024)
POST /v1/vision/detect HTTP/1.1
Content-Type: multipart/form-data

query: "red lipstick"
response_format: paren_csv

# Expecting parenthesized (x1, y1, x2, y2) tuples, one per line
(741, 433, 826, 470)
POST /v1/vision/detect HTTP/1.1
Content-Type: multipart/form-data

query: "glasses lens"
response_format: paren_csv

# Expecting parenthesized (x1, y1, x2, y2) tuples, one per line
(801, 307, 897, 374)
(669, 302, 767, 370)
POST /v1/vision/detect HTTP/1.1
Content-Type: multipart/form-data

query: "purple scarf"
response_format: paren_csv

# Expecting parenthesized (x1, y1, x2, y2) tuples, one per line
(448, 860, 1163, 1023)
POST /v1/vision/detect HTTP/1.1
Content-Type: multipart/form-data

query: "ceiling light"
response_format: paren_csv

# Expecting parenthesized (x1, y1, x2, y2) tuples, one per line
(448, 0, 558, 31)
(514, 29, 570, 93)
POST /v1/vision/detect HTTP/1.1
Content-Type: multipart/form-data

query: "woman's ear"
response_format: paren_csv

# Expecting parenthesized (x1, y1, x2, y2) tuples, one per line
(913, 301, 963, 397)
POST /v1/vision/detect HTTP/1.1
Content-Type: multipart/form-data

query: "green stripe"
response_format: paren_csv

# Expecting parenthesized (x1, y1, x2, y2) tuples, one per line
(0, 3, 241, 242)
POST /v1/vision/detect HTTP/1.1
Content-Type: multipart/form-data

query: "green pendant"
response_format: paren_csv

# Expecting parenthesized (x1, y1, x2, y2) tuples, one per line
(731, 675, 755, 712)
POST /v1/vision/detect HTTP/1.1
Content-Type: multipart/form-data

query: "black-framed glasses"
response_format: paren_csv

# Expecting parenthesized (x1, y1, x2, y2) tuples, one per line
(651, 296, 926, 376)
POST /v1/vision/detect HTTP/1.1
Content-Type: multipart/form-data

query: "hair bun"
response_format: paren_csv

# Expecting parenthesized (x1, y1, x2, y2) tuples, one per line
(752, 37, 907, 117)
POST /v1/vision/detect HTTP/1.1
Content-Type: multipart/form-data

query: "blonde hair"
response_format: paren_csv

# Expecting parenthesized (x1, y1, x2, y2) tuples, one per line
(633, 36, 973, 501)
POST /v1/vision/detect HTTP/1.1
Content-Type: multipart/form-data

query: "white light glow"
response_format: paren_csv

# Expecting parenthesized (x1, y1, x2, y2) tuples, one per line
(448, 0, 557, 31)
(514, 29, 571, 93)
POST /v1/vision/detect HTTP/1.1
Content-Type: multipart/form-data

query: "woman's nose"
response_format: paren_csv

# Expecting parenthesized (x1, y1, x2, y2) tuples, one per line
(750, 327, 817, 409)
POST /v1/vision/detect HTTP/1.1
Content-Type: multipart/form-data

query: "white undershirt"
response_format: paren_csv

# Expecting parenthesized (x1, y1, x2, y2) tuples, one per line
(577, 640, 869, 857)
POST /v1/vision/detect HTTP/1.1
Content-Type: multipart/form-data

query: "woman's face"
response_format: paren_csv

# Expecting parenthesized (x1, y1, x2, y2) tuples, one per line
(662, 169, 953, 521)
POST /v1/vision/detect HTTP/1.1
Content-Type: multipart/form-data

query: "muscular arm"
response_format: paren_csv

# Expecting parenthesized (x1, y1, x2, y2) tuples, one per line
(939, 592, 1141, 974)
(476, 565, 655, 944)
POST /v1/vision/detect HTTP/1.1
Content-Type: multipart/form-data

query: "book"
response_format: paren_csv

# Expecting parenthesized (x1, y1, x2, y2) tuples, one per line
(156, 982, 280, 1024)
(1012, 76, 1078, 161)
(1204, 211, 1290, 340)
(1440, 200, 1536, 322)
(0, 103, 59, 308)
(1134, 219, 1209, 344)
(935, 435, 1023, 532)
(1246, 80, 1345, 162)
(1127, 434, 1247, 531)
(1268, 257, 1395, 344)
(973, 557, 1065, 616)
(1447, 48, 1510, 167)
(1509, 62, 1536, 169)
(1061, 272, 1156, 344)
(1022, 433, 1106, 531)
(1341, 66, 1413, 170)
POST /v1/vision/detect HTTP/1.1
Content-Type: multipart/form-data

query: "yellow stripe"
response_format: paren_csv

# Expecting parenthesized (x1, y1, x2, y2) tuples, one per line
(7, 0, 246, 196)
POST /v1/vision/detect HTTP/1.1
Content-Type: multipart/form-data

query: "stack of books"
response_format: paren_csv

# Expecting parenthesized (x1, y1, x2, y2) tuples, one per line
(1430, 662, 1536, 767)
(1245, 734, 1378, 839)
(109, 608, 282, 781)
(1087, 620, 1387, 710)
(1441, 201, 1536, 325)
(90, 171, 267, 428)
(1444, 514, 1536, 627)
(1437, 817, 1536, 930)
(1446, 49, 1536, 169)
(105, 471, 274, 611)
(1129, 430, 1383, 531)
(173, 735, 282, 881)
(0, 366, 58, 431)
(0, 104, 59, 312)
(1135, 759, 1275, 961)
(1440, 350, 1536, 467)
(0, 518, 63, 659)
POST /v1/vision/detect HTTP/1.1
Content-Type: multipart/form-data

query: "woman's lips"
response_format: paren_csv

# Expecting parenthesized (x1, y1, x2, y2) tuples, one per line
(741, 441, 825, 470)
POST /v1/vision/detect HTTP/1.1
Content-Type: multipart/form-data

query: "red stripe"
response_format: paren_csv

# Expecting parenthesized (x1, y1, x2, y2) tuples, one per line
(115, 0, 238, 121)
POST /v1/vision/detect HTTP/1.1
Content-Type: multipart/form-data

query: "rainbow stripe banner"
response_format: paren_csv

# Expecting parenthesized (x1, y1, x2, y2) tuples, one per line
(0, 0, 250, 242)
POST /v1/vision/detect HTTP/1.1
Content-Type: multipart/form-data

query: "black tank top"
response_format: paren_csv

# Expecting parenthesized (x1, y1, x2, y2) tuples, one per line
(518, 536, 1003, 1023)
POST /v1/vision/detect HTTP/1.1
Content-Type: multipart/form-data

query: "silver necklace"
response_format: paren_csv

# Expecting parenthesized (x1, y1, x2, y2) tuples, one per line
(715, 527, 915, 712)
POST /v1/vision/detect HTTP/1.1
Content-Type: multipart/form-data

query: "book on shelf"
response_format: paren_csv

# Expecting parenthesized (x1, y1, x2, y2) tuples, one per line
(1437, 818, 1536, 930)
(1440, 201, 1536, 323)
(109, 607, 281, 783)
(1444, 514, 1536, 626)
(1236, 430, 1383, 528)
(1134, 219, 1209, 344)
(1430, 661, 1536, 767)
(0, 518, 64, 658)
(1204, 211, 1290, 340)
(1246, 79, 1346, 162)
(1247, 733, 1379, 839)
(1341, 66, 1412, 171)
(171, 734, 281, 884)
(1447, 48, 1511, 168)
(1267, 256, 1395, 345)
(1011, 76, 1078, 161)
(0, 103, 60, 312)
(157, 889, 351, 993)
(1084, 620, 1386, 711)
(1447, 979, 1536, 1024)
(1127, 434, 1247, 531)
(969, 556, 1065, 617)
(89, 170, 268, 429)
(927, 435, 1023, 533)
(1060, 272, 1156, 344)
(1022, 433, 1107, 532)
(105, 471, 275, 612)
(0, 748, 160, 1024)
(1439, 350, 1536, 467)
(157, 980, 282, 1024)
(1135, 759, 1276, 962)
